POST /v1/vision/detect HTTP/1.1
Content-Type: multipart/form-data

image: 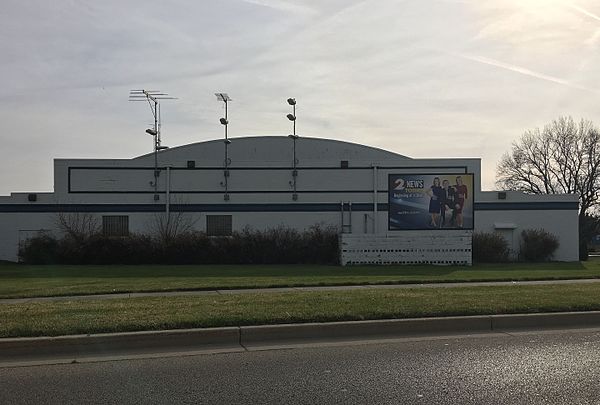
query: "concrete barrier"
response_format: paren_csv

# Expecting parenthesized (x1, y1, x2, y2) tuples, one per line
(240, 316, 492, 347)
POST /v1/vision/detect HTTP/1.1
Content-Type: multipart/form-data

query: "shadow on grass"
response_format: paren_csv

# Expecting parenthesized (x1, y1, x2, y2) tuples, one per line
(0, 261, 590, 279)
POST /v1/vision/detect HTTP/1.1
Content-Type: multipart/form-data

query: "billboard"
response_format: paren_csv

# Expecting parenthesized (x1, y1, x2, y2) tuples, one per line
(388, 173, 474, 230)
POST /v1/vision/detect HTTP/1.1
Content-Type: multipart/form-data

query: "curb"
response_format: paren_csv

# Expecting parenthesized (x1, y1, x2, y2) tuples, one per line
(2, 311, 600, 364)
(0, 327, 240, 364)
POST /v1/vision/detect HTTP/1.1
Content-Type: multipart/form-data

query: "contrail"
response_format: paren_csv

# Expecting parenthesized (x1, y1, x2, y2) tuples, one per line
(567, 3, 600, 22)
(456, 53, 595, 93)
(239, 0, 318, 15)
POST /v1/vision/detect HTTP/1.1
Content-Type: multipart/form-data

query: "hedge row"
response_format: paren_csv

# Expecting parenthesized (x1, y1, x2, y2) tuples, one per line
(18, 226, 340, 265)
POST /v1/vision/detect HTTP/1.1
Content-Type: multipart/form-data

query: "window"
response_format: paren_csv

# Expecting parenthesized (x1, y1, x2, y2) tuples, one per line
(102, 216, 129, 237)
(206, 215, 232, 236)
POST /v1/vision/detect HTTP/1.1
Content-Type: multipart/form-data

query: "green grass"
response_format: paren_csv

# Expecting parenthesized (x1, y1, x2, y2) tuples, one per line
(1, 261, 600, 299)
(2, 283, 600, 337)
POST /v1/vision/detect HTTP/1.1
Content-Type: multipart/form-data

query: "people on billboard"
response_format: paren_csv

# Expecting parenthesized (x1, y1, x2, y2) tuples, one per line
(454, 176, 468, 228)
(427, 177, 443, 227)
(440, 179, 455, 228)
(388, 173, 471, 230)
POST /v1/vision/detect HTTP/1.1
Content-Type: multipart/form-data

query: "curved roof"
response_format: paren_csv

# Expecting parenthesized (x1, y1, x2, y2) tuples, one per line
(133, 136, 410, 166)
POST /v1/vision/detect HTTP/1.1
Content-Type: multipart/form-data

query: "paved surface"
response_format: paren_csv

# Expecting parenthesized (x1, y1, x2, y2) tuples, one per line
(2, 277, 600, 304)
(1, 328, 599, 404)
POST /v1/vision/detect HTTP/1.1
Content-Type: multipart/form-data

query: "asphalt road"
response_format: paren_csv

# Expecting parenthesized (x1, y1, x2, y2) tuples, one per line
(2, 329, 600, 404)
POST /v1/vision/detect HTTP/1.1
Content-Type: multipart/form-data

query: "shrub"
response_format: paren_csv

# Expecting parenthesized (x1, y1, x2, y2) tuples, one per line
(472, 232, 510, 263)
(18, 234, 59, 264)
(18, 225, 340, 265)
(519, 229, 559, 262)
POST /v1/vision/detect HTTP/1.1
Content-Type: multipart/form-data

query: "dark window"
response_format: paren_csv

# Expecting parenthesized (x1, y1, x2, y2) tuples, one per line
(206, 215, 232, 236)
(102, 216, 129, 237)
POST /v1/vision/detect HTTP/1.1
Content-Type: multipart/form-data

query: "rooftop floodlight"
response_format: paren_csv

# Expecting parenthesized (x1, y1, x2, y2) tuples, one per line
(157, 145, 169, 150)
(287, 97, 299, 200)
(146, 128, 158, 136)
(216, 92, 232, 198)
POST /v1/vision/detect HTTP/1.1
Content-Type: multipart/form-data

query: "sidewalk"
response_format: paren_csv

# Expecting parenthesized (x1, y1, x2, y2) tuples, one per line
(2, 278, 600, 304)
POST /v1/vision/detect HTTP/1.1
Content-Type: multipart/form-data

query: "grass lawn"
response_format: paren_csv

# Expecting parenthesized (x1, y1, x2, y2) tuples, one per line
(1, 261, 600, 299)
(2, 283, 600, 337)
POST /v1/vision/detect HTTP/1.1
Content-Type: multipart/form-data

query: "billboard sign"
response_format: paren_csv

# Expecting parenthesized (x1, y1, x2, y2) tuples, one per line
(388, 173, 474, 230)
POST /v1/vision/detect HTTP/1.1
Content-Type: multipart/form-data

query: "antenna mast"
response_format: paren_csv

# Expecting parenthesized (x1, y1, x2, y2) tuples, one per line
(129, 89, 177, 200)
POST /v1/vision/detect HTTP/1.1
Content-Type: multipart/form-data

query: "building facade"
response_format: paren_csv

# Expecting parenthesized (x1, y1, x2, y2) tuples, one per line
(0, 136, 579, 262)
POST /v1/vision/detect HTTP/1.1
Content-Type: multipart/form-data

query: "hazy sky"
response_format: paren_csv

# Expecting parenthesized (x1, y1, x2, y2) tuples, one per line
(2, 0, 600, 195)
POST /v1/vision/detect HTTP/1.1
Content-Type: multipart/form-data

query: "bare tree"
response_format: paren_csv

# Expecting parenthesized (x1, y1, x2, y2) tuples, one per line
(497, 116, 600, 219)
(55, 212, 100, 239)
(497, 116, 600, 257)
(148, 200, 199, 244)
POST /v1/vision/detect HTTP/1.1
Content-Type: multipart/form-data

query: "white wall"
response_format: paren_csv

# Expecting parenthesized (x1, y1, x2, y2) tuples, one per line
(0, 136, 580, 263)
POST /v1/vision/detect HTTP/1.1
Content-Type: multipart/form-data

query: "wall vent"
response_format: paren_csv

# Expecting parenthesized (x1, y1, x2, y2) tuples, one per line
(187, 160, 196, 168)
(498, 191, 507, 200)
(207, 215, 232, 236)
(340, 160, 349, 169)
(27, 194, 37, 202)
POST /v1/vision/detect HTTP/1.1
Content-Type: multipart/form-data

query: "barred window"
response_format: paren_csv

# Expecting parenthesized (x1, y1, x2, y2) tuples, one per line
(206, 215, 232, 236)
(102, 216, 129, 237)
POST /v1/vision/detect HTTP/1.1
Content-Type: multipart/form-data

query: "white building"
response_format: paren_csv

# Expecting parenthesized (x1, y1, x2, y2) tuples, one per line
(0, 136, 579, 263)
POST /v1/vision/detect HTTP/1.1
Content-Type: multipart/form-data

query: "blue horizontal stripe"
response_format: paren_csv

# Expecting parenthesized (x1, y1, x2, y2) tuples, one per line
(474, 202, 578, 211)
(0, 201, 578, 213)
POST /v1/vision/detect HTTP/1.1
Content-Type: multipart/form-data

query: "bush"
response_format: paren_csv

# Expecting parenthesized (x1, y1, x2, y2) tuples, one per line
(472, 232, 510, 263)
(18, 225, 340, 265)
(519, 229, 559, 262)
(18, 234, 59, 264)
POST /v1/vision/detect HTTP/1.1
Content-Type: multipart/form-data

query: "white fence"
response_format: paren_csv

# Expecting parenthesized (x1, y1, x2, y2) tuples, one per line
(340, 230, 473, 266)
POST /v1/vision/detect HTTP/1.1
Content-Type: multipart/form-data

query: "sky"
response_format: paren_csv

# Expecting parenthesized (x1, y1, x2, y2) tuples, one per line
(2, 0, 600, 195)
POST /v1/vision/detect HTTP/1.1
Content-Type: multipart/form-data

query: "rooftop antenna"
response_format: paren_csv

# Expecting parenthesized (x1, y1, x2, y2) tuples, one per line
(129, 89, 177, 200)
(215, 93, 232, 201)
(287, 98, 299, 201)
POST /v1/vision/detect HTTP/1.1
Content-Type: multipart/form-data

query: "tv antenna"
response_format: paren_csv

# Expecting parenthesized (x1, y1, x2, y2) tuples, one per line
(129, 89, 177, 200)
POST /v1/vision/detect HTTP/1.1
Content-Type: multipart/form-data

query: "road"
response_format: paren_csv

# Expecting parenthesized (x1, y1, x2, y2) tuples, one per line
(1, 329, 600, 404)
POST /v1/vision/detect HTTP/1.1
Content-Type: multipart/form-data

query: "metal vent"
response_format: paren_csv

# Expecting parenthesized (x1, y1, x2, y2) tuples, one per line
(206, 215, 232, 236)
(187, 160, 195, 168)
(27, 194, 37, 202)
(340, 160, 349, 169)
(498, 191, 507, 200)
(102, 216, 129, 237)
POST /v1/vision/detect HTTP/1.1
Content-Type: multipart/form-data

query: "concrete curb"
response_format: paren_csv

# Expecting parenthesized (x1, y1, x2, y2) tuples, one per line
(2, 311, 600, 364)
(240, 316, 492, 346)
(0, 327, 240, 364)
